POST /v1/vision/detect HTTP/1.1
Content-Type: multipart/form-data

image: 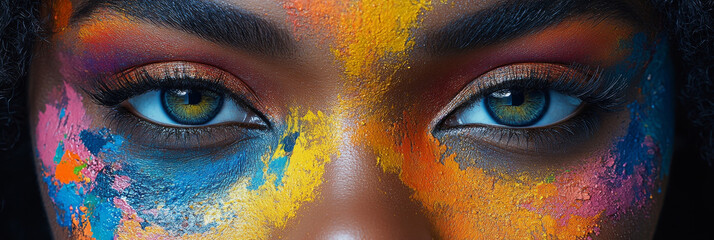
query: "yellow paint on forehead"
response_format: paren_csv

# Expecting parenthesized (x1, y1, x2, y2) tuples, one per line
(115, 109, 340, 239)
(285, 0, 434, 109)
(332, 0, 432, 77)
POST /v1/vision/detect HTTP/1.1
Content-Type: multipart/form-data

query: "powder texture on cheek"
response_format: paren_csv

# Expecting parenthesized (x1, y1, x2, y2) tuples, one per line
(110, 109, 341, 240)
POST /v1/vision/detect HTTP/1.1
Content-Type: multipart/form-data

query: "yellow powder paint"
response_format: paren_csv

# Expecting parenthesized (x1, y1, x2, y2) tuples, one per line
(115, 109, 340, 240)
(285, 0, 433, 111)
(332, 0, 431, 77)
(281, 0, 606, 237)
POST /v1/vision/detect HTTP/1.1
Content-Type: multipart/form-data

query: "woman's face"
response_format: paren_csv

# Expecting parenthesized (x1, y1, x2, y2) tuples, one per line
(30, 0, 674, 239)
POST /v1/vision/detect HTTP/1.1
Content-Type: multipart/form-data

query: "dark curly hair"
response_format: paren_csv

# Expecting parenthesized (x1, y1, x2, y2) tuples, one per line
(0, 0, 712, 238)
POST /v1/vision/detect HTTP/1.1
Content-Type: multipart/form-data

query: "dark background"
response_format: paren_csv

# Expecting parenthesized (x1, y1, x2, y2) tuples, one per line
(0, 106, 713, 239)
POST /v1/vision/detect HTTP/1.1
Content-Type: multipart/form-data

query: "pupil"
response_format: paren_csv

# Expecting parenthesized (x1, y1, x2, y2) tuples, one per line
(506, 89, 525, 106)
(185, 90, 202, 105)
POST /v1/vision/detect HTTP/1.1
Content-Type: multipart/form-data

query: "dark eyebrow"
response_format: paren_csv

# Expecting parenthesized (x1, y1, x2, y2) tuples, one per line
(71, 0, 295, 57)
(423, 0, 641, 54)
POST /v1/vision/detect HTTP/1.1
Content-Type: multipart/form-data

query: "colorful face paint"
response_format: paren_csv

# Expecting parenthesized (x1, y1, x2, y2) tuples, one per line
(36, 83, 340, 239)
(357, 34, 674, 238)
(284, 0, 434, 113)
(282, 0, 673, 238)
(34, 0, 674, 239)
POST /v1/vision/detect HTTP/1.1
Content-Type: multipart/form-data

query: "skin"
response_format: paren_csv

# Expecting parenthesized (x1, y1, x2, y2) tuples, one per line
(29, 0, 674, 239)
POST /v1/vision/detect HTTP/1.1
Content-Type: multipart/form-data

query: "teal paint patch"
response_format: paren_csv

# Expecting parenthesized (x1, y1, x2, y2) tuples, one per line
(247, 167, 266, 190)
(53, 141, 65, 164)
(267, 156, 289, 187)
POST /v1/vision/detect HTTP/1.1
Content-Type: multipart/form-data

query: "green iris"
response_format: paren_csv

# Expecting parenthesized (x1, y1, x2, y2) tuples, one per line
(485, 88, 549, 127)
(161, 88, 224, 125)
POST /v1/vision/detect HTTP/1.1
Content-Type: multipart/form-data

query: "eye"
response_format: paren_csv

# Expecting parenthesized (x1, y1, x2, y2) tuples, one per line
(449, 88, 583, 128)
(127, 88, 263, 127)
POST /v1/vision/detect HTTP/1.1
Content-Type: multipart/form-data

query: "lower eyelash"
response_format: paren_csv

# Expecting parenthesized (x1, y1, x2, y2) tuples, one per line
(103, 106, 263, 151)
(439, 104, 602, 155)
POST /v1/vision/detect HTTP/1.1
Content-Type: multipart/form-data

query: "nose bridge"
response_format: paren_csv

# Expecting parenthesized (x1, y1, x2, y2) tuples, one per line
(278, 128, 434, 240)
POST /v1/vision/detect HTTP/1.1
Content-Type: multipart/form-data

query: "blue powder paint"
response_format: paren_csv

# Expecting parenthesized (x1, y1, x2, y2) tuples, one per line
(268, 156, 289, 187)
(247, 132, 299, 189)
(610, 33, 674, 200)
(88, 200, 122, 240)
(51, 182, 86, 228)
(80, 129, 112, 156)
(281, 132, 300, 152)
(248, 167, 266, 190)
(58, 108, 66, 119)
(47, 124, 272, 236)
(53, 141, 65, 164)
(639, 37, 675, 177)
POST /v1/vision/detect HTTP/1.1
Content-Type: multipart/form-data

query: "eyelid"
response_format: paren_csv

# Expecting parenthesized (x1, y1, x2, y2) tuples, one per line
(86, 61, 273, 128)
(431, 63, 601, 131)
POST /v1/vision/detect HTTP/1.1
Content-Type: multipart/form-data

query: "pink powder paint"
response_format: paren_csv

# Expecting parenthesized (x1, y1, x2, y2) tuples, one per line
(35, 83, 105, 184)
(112, 175, 132, 193)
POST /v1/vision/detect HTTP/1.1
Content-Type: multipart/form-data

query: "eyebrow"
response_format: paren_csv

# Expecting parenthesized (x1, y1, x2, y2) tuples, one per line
(71, 0, 295, 57)
(423, 0, 641, 54)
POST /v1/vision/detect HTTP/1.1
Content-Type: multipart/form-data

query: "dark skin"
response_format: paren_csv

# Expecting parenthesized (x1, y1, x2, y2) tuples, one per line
(30, 0, 672, 239)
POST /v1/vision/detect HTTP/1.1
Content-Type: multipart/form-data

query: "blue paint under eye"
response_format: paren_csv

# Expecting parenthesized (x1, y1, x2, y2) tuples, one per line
(281, 132, 300, 152)
(248, 132, 300, 189)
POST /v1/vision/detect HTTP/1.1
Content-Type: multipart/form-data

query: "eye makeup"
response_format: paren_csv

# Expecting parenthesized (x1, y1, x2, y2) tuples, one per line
(82, 61, 268, 149)
(362, 33, 672, 239)
(436, 63, 629, 153)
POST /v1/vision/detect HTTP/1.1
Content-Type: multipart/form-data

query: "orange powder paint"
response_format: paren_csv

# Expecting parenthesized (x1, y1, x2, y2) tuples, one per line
(362, 118, 601, 239)
(51, 0, 73, 32)
(71, 212, 95, 240)
(55, 151, 85, 184)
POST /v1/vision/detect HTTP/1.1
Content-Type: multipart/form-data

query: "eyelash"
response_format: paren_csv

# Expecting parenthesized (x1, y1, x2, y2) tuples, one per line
(85, 65, 269, 149)
(437, 64, 629, 153)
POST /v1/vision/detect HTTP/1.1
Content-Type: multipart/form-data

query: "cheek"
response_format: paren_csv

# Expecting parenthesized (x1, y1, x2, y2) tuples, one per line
(35, 86, 339, 239)
(368, 122, 666, 239)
